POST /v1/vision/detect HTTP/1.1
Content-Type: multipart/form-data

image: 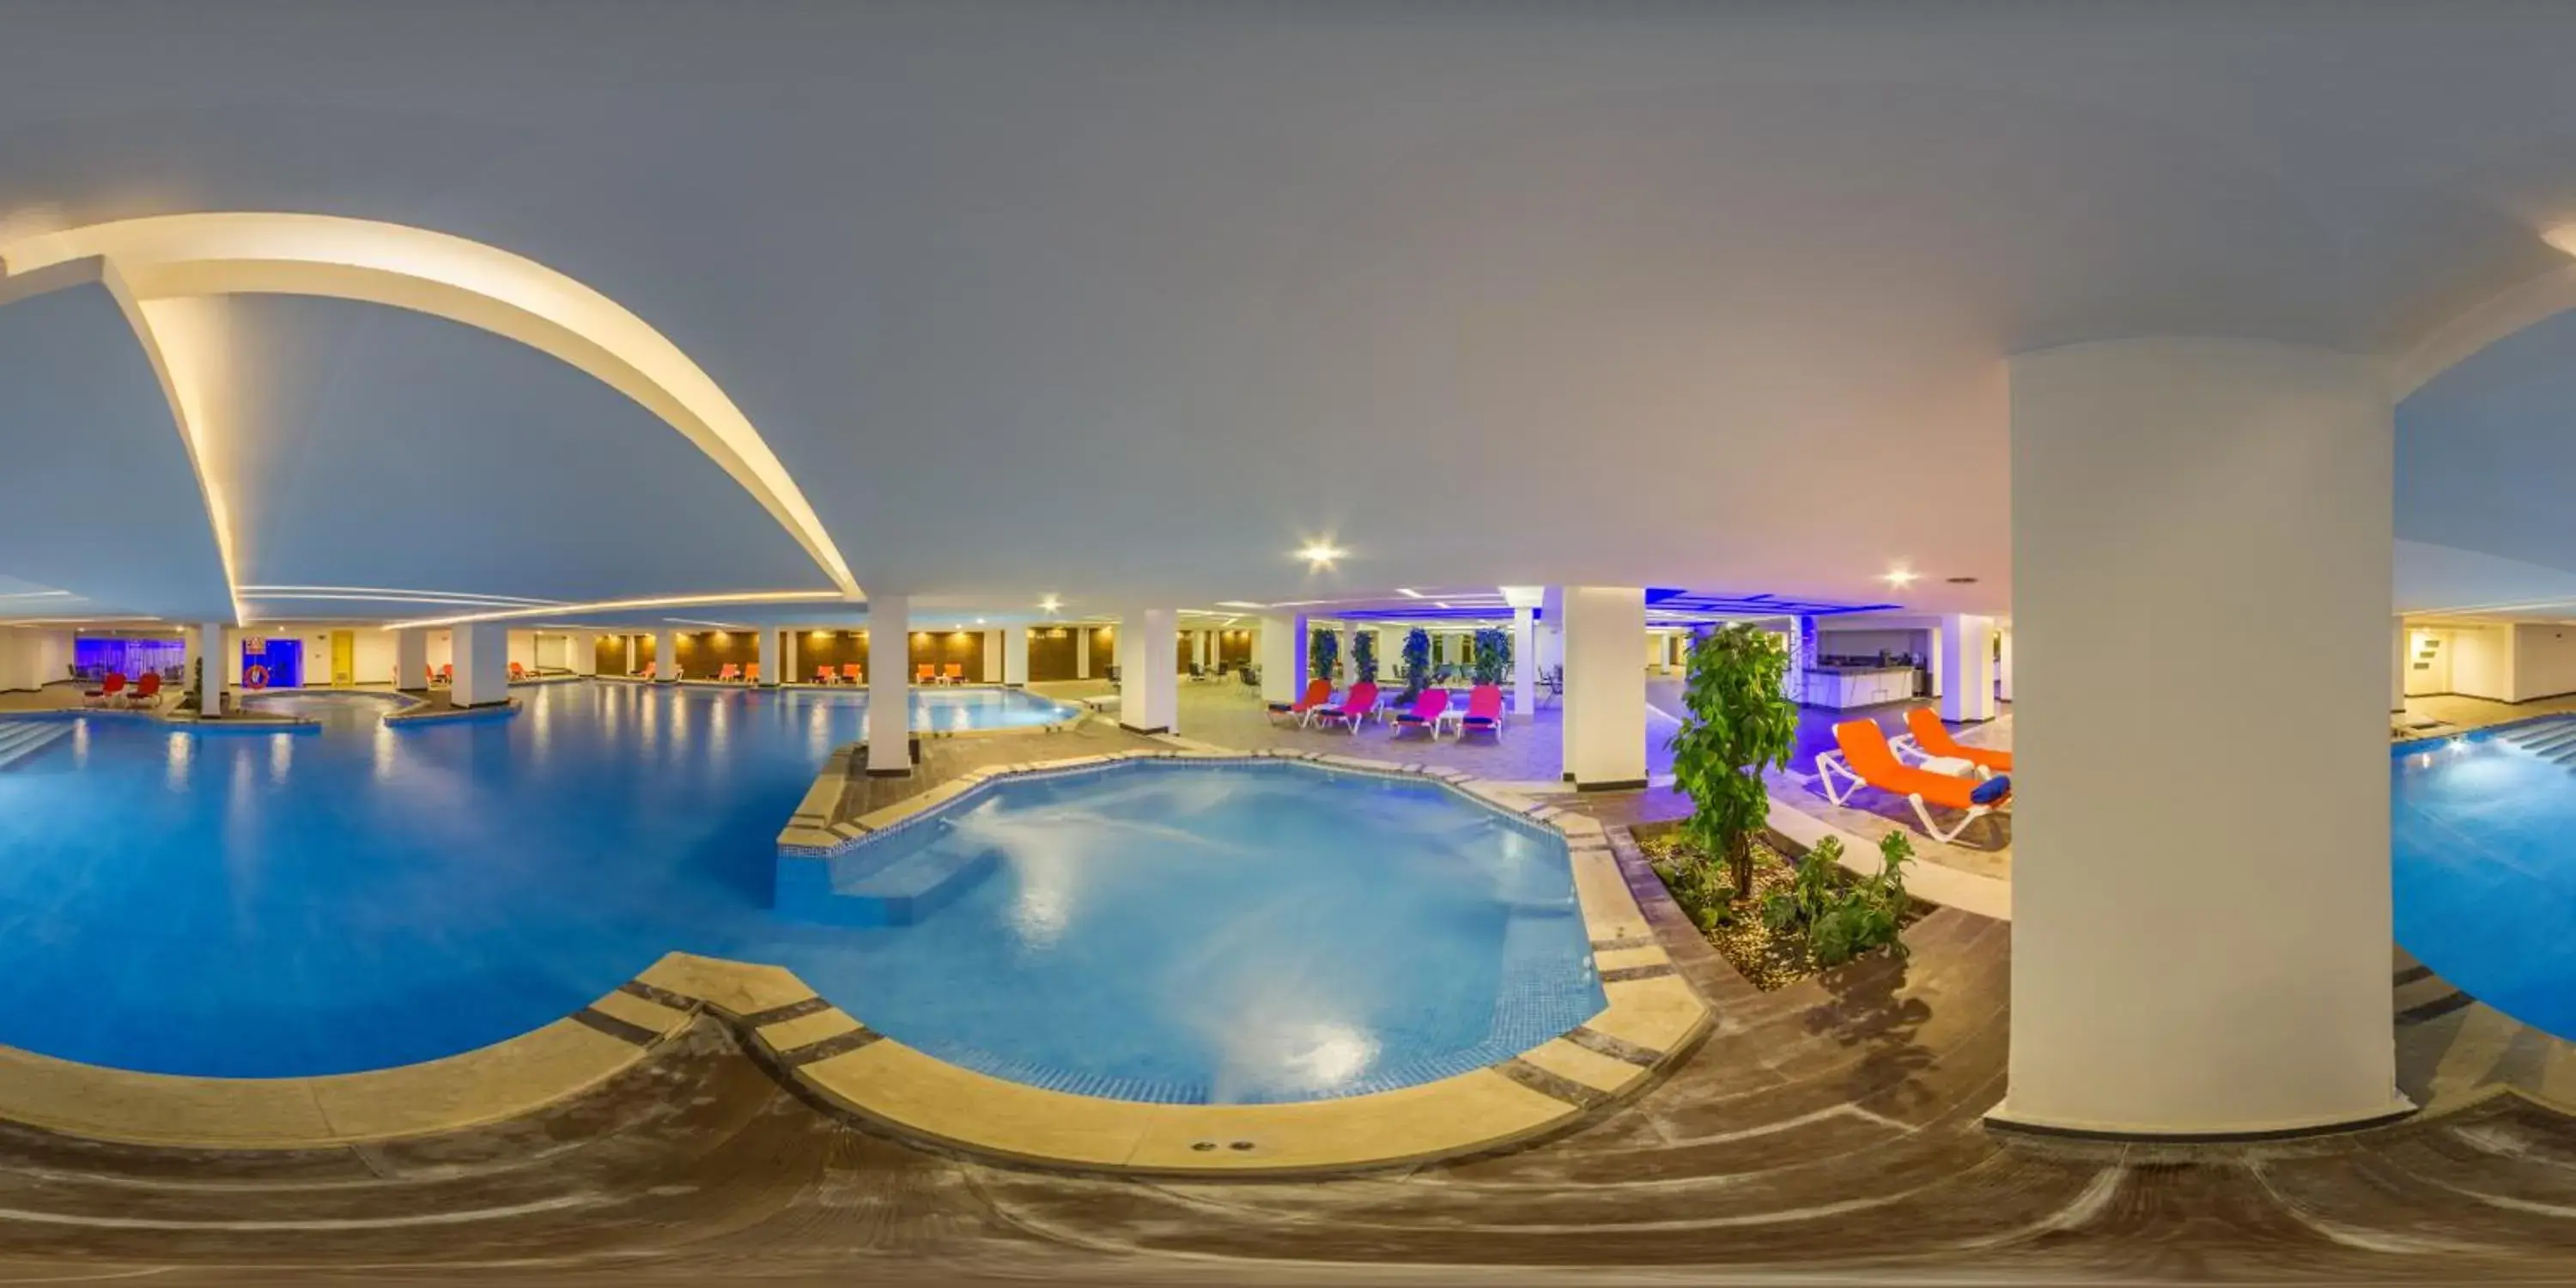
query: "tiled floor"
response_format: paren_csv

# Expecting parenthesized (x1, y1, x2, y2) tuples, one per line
(2396, 690, 2576, 738)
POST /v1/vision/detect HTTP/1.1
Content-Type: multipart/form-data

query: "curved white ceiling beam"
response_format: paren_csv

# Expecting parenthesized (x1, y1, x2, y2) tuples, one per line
(0, 212, 860, 600)
(2395, 260, 2576, 401)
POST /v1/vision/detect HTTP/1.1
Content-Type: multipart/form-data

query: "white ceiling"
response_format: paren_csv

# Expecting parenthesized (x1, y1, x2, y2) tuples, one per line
(4, 4, 2576, 623)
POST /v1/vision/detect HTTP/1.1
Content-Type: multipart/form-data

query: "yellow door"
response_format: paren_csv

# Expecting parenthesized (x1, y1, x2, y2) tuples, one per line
(331, 630, 355, 686)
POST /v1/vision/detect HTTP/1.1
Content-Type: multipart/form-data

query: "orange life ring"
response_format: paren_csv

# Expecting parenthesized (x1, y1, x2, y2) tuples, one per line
(243, 665, 270, 690)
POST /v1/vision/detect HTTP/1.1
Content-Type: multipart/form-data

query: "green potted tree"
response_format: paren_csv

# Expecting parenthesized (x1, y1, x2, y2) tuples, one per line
(1667, 623, 1798, 901)
(1310, 628, 1340, 684)
(1400, 628, 1432, 701)
(1470, 627, 1510, 687)
(1352, 630, 1379, 683)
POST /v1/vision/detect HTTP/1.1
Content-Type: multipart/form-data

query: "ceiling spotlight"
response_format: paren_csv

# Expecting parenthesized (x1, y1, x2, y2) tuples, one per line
(975, 617, 987, 624)
(2547, 223, 2576, 258)
(1882, 568, 1919, 588)
(1039, 595, 1061, 613)
(1297, 541, 1345, 567)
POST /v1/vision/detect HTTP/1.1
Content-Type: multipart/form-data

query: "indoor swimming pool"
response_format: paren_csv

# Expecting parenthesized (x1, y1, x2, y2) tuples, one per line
(0, 683, 1598, 1102)
(2394, 719, 2576, 1041)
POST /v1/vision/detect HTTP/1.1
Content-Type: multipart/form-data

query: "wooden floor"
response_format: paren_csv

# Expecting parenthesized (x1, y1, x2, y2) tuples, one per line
(10, 726, 2576, 1283)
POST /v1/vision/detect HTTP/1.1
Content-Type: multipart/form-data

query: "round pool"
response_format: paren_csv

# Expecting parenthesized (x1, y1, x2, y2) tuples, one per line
(2396, 720, 2576, 1039)
(785, 758, 1606, 1103)
(0, 682, 1597, 1101)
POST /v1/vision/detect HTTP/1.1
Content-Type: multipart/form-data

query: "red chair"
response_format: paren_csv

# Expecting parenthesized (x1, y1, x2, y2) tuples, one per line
(1458, 683, 1507, 741)
(814, 665, 835, 685)
(1391, 688, 1449, 738)
(83, 673, 126, 708)
(125, 671, 162, 708)
(744, 662, 761, 684)
(1313, 680, 1381, 733)
(508, 661, 529, 682)
(1268, 678, 1332, 726)
(438, 664, 453, 686)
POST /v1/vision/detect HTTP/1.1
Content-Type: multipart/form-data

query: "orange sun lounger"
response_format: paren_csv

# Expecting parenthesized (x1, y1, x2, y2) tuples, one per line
(1893, 705, 2011, 775)
(1816, 718, 2009, 844)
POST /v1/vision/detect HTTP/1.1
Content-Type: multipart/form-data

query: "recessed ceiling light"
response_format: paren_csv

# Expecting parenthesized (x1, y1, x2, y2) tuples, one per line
(1882, 568, 1918, 588)
(1297, 542, 1345, 566)
(1396, 588, 1424, 598)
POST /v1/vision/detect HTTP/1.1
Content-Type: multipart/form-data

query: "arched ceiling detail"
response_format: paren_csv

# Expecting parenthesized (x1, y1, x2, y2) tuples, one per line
(0, 212, 860, 602)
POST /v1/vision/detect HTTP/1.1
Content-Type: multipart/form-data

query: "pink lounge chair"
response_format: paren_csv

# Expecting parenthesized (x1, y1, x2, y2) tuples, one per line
(1392, 688, 1449, 738)
(1314, 680, 1381, 733)
(1458, 683, 1506, 740)
(1268, 678, 1332, 726)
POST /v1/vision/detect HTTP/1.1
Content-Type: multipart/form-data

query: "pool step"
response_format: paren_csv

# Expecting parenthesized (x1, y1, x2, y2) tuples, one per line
(0, 721, 68, 772)
(2506, 721, 2576, 754)
(813, 836, 1001, 927)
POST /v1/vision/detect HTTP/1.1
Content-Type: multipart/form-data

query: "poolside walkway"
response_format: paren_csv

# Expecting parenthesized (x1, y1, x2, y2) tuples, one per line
(2397, 690, 2576, 738)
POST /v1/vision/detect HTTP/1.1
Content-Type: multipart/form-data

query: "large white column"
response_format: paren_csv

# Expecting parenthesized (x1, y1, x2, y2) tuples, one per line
(654, 627, 677, 682)
(450, 623, 510, 708)
(1003, 624, 1030, 686)
(1997, 626, 2014, 703)
(1559, 586, 1648, 790)
(757, 626, 781, 688)
(1998, 337, 2403, 1137)
(623, 634, 636, 677)
(1076, 627, 1092, 679)
(982, 629, 1003, 683)
(1257, 614, 1310, 704)
(1939, 615, 1997, 722)
(1121, 608, 1181, 733)
(1512, 607, 1538, 723)
(395, 629, 430, 692)
(2391, 617, 2407, 714)
(194, 621, 226, 716)
(867, 595, 911, 775)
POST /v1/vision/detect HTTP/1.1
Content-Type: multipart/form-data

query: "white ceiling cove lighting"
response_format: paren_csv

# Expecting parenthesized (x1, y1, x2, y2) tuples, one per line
(2545, 222, 2576, 258)
(384, 589, 845, 629)
(1395, 588, 1424, 598)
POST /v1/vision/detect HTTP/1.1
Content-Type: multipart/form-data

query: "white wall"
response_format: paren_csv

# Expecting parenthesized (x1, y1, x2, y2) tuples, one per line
(2403, 627, 2453, 697)
(2003, 337, 2401, 1136)
(0, 628, 73, 691)
(2512, 623, 2576, 702)
(2445, 624, 2513, 702)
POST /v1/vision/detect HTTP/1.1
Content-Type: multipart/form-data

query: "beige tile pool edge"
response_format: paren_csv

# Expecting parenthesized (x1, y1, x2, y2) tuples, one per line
(0, 978, 695, 1151)
(748, 744, 1711, 1175)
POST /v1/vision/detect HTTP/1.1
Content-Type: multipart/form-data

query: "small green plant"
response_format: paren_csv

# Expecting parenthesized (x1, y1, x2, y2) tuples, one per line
(1310, 628, 1340, 683)
(1470, 627, 1510, 687)
(1352, 630, 1379, 683)
(1667, 624, 1799, 900)
(1761, 831, 1915, 967)
(1400, 627, 1432, 701)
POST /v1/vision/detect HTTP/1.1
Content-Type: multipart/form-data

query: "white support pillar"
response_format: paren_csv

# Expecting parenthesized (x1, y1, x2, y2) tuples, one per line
(1257, 614, 1309, 705)
(623, 635, 636, 677)
(1559, 586, 1648, 790)
(1512, 607, 1537, 724)
(757, 626, 781, 688)
(395, 629, 430, 692)
(867, 595, 911, 775)
(654, 627, 677, 682)
(1004, 624, 1030, 686)
(1997, 337, 2403, 1138)
(982, 629, 1002, 683)
(1997, 627, 2014, 703)
(194, 621, 226, 716)
(1939, 615, 1997, 723)
(1076, 626, 1092, 679)
(450, 623, 510, 708)
(2391, 617, 2407, 714)
(1121, 608, 1181, 733)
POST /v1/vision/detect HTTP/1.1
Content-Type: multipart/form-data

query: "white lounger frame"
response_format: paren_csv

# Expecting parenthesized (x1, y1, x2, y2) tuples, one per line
(1814, 750, 2002, 846)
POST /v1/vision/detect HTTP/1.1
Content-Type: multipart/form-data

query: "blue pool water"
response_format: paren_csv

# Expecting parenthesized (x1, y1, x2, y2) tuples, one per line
(0, 683, 1601, 1101)
(2395, 720, 2576, 1040)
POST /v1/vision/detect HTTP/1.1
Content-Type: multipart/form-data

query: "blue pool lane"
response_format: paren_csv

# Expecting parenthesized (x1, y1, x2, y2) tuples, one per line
(0, 682, 1600, 1103)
